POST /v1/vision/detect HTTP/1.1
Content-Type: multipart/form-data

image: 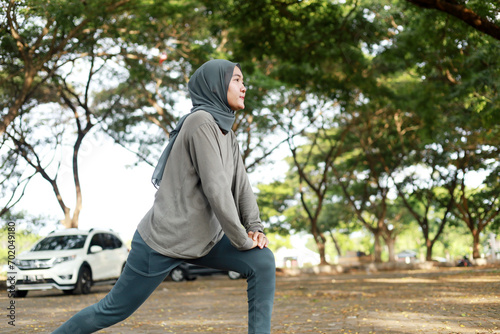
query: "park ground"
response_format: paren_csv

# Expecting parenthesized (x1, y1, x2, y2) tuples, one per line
(2, 265, 499, 333)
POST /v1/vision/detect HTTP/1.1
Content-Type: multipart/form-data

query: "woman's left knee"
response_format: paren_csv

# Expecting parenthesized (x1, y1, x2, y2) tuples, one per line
(253, 248, 276, 274)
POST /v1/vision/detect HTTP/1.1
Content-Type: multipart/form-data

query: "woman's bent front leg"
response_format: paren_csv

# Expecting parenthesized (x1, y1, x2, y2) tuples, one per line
(187, 235, 276, 334)
(245, 247, 276, 334)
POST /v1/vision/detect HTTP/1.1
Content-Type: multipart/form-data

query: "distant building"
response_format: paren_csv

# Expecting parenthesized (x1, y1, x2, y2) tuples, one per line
(274, 246, 321, 268)
(396, 250, 418, 263)
(488, 233, 499, 260)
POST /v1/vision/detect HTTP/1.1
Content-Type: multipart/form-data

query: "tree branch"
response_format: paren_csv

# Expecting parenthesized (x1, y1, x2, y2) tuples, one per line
(406, 0, 500, 40)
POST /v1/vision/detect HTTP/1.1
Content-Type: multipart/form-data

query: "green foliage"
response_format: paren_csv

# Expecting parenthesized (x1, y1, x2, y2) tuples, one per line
(0, 224, 41, 272)
(433, 223, 481, 260)
(257, 181, 296, 234)
(395, 221, 424, 253)
(373, 1, 500, 140)
(264, 233, 293, 253)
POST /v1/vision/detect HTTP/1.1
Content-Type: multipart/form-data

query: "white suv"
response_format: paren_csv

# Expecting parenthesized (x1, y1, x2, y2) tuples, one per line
(11, 228, 128, 297)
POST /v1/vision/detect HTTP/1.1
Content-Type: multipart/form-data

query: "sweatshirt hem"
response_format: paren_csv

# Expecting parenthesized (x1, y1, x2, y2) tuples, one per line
(137, 227, 222, 260)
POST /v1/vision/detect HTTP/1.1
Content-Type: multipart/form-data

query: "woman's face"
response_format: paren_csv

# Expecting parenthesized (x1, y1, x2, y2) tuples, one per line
(227, 66, 246, 111)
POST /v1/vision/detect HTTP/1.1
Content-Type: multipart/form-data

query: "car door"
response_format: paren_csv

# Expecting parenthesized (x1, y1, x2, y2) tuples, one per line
(100, 233, 124, 279)
(109, 234, 127, 277)
(86, 233, 108, 281)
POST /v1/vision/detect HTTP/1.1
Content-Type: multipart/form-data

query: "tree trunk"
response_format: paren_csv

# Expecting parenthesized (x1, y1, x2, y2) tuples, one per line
(312, 229, 329, 265)
(329, 230, 342, 257)
(61, 208, 72, 229)
(71, 134, 86, 229)
(472, 229, 481, 259)
(317, 239, 328, 265)
(373, 231, 383, 263)
(385, 236, 397, 263)
(426, 238, 434, 261)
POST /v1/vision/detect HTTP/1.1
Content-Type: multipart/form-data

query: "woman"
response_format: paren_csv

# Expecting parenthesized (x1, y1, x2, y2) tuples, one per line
(52, 59, 275, 334)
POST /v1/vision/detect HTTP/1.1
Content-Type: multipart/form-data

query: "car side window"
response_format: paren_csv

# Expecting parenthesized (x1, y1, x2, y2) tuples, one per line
(88, 233, 122, 251)
(90, 234, 104, 248)
(101, 233, 124, 250)
(110, 234, 123, 248)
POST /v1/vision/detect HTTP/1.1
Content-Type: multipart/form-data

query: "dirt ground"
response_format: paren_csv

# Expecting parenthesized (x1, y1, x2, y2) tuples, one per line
(3, 266, 499, 333)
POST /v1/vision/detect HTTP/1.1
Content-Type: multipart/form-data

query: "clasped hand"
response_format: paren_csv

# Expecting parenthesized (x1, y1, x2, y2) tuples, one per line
(248, 231, 269, 249)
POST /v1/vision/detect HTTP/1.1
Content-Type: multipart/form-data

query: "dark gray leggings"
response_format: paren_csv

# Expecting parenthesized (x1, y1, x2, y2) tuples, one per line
(52, 231, 275, 334)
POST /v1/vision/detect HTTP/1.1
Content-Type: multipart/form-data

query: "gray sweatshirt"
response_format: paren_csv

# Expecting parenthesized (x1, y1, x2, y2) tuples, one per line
(138, 111, 263, 259)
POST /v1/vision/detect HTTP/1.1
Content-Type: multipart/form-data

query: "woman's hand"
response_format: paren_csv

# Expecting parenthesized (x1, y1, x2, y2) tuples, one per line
(248, 231, 269, 249)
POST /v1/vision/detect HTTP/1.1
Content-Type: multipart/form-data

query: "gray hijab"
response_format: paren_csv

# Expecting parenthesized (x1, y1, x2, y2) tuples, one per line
(151, 59, 241, 188)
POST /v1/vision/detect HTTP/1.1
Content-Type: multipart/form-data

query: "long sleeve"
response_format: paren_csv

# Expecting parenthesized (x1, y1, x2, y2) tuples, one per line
(231, 134, 264, 233)
(188, 123, 255, 251)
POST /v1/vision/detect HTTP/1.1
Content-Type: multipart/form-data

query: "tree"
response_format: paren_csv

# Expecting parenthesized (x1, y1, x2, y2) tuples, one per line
(450, 141, 500, 259)
(317, 200, 359, 258)
(286, 123, 349, 265)
(0, 0, 132, 135)
(0, 136, 34, 217)
(330, 104, 420, 263)
(395, 162, 458, 261)
(4, 60, 99, 228)
(393, 129, 499, 260)
(1, 0, 140, 226)
(372, 0, 500, 259)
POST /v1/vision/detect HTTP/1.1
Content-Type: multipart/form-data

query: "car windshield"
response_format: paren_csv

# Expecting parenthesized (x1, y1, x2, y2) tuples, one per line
(32, 235, 88, 251)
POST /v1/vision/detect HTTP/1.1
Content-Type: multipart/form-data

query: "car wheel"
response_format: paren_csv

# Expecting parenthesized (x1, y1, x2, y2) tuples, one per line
(170, 267, 186, 282)
(74, 266, 92, 295)
(14, 290, 28, 298)
(228, 271, 242, 280)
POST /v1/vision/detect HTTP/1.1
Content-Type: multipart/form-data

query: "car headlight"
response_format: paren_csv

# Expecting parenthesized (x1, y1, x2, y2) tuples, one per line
(52, 255, 77, 266)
